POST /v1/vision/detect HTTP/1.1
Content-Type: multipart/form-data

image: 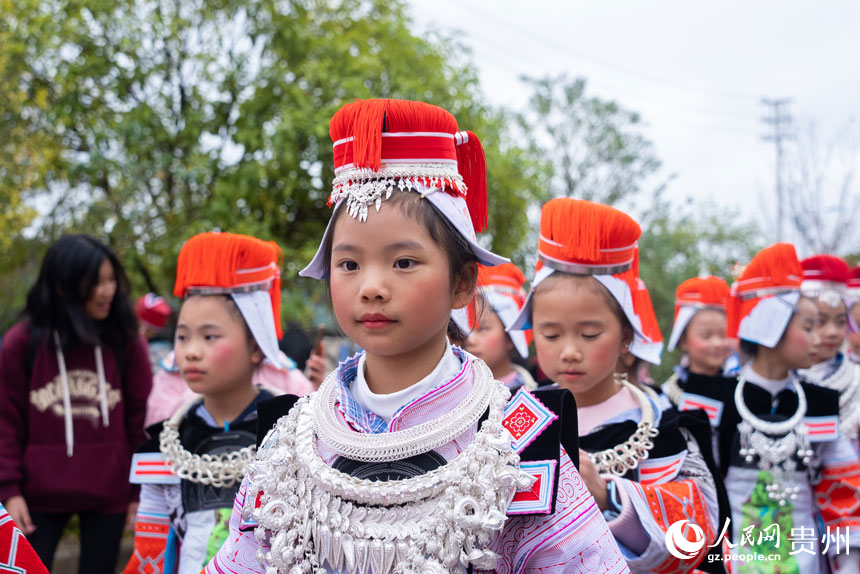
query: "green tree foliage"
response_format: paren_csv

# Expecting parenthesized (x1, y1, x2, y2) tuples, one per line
(637, 192, 761, 382)
(519, 75, 661, 205)
(0, 0, 546, 328)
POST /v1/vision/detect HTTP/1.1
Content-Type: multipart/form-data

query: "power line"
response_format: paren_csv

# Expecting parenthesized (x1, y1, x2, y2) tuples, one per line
(456, 0, 762, 105)
(761, 97, 793, 241)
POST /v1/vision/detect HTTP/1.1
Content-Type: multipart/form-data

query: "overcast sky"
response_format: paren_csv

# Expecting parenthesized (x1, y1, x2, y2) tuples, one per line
(407, 0, 860, 252)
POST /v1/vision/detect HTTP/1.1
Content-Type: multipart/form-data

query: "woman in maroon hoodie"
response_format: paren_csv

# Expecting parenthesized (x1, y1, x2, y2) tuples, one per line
(0, 234, 152, 573)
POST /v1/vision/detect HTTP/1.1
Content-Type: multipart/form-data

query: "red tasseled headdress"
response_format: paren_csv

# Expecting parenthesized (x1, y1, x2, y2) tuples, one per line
(174, 232, 283, 338)
(674, 276, 731, 320)
(535, 198, 641, 295)
(634, 278, 663, 345)
(477, 262, 528, 301)
(726, 243, 802, 339)
(801, 254, 850, 284)
(328, 99, 487, 232)
(850, 266, 860, 291)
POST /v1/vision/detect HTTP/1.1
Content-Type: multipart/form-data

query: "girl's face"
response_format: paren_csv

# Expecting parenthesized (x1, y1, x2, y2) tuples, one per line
(174, 296, 262, 396)
(84, 258, 117, 320)
(532, 275, 630, 407)
(775, 297, 819, 370)
(811, 298, 847, 364)
(329, 202, 473, 365)
(680, 309, 729, 375)
(465, 304, 513, 374)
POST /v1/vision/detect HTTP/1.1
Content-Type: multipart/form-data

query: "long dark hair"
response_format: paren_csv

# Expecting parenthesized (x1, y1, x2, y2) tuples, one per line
(25, 235, 139, 350)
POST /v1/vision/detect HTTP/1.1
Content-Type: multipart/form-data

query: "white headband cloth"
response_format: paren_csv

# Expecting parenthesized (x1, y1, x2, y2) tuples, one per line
(510, 267, 646, 341)
(300, 182, 508, 279)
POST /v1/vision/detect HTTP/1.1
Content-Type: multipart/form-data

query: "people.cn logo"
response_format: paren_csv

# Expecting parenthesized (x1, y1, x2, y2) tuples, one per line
(665, 520, 706, 560)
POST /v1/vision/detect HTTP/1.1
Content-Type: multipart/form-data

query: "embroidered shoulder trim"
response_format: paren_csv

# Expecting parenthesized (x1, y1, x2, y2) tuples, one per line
(637, 450, 687, 485)
(129, 452, 180, 485)
(804, 415, 840, 442)
(507, 460, 557, 515)
(678, 392, 724, 427)
(502, 388, 558, 454)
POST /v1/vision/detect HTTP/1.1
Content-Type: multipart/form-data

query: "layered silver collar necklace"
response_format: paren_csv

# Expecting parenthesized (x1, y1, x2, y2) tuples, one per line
(246, 355, 533, 574)
(588, 377, 660, 477)
(159, 398, 256, 488)
(734, 373, 813, 506)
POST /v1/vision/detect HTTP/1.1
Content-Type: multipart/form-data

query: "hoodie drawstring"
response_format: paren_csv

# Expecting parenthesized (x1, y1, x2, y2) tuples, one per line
(53, 331, 74, 458)
(53, 332, 112, 458)
(94, 345, 110, 427)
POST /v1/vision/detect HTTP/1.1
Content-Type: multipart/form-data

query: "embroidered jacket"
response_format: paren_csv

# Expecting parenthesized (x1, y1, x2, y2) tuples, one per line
(123, 391, 272, 574)
(578, 390, 726, 574)
(0, 502, 49, 573)
(678, 368, 860, 573)
(205, 347, 629, 573)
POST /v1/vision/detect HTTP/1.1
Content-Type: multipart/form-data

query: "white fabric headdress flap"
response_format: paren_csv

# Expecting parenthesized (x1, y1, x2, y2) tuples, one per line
(231, 291, 285, 369)
(300, 185, 508, 280)
(510, 267, 646, 340)
(668, 305, 699, 352)
(483, 291, 529, 358)
(450, 307, 471, 338)
(629, 337, 663, 365)
(738, 291, 801, 348)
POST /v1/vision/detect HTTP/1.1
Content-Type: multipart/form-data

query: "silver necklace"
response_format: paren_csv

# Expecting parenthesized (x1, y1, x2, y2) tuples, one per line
(734, 374, 813, 506)
(159, 401, 256, 488)
(248, 357, 533, 574)
(588, 378, 660, 477)
(662, 372, 682, 406)
(804, 357, 860, 440)
(312, 354, 495, 463)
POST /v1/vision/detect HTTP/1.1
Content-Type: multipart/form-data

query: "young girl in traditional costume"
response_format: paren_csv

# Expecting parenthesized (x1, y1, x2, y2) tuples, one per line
(796, 255, 860, 455)
(510, 198, 724, 574)
(124, 232, 287, 574)
(676, 243, 860, 572)
(661, 276, 731, 411)
(465, 263, 537, 392)
(206, 99, 628, 574)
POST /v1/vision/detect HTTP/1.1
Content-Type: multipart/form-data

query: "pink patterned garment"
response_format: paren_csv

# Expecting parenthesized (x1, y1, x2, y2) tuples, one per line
(205, 349, 629, 574)
(485, 450, 629, 573)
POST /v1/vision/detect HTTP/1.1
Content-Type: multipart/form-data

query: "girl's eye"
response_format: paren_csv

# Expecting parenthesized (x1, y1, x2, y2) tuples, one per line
(205, 334, 220, 341)
(394, 258, 415, 269)
(176, 334, 187, 342)
(542, 333, 559, 341)
(582, 333, 601, 340)
(339, 260, 359, 271)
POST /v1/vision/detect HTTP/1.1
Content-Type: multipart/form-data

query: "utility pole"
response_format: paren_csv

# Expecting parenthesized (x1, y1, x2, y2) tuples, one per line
(761, 98, 793, 242)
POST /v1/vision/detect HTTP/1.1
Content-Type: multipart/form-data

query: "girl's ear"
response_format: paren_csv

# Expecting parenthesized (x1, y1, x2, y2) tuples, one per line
(618, 346, 637, 369)
(678, 333, 689, 353)
(621, 325, 635, 349)
(250, 341, 265, 366)
(452, 261, 479, 310)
